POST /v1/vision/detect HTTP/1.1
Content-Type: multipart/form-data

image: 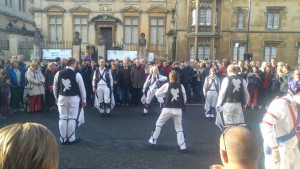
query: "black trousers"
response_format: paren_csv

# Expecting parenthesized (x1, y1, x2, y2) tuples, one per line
(10, 86, 23, 109)
(131, 87, 142, 106)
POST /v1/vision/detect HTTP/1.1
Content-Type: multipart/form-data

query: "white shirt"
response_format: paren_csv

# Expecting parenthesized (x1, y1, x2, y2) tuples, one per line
(143, 74, 167, 92)
(92, 67, 113, 87)
(260, 94, 299, 149)
(53, 66, 86, 102)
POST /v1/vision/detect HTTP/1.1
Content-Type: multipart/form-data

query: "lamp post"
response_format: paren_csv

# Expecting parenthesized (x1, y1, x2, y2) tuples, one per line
(245, 0, 252, 56)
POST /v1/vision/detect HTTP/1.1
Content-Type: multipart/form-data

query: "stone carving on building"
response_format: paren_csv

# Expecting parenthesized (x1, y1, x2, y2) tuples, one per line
(73, 31, 82, 45)
(34, 28, 43, 46)
(139, 33, 146, 46)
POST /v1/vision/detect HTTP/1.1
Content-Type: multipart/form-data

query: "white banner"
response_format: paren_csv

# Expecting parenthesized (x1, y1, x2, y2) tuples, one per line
(42, 49, 72, 60)
(107, 50, 137, 61)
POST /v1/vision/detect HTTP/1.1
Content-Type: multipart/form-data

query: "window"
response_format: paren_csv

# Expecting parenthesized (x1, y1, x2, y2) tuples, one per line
(49, 16, 63, 42)
(198, 1, 212, 26)
(192, 8, 196, 26)
(237, 11, 244, 29)
(198, 39, 210, 60)
(19, 0, 25, 11)
(5, 0, 12, 7)
(215, 10, 218, 26)
(267, 10, 280, 29)
(74, 16, 88, 43)
(124, 17, 138, 45)
(150, 18, 164, 45)
(190, 46, 195, 62)
(264, 45, 277, 62)
(233, 45, 245, 61)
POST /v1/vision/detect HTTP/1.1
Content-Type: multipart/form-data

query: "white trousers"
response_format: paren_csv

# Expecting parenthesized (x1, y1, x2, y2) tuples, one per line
(222, 102, 244, 125)
(204, 91, 218, 116)
(149, 108, 186, 150)
(264, 145, 300, 169)
(58, 95, 80, 142)
(96, 84, 111, 104)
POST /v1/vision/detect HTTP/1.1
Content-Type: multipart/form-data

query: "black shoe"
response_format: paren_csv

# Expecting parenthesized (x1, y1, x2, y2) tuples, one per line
(143, 113, 148, 116)
(180, 149, 187, 153)
(69, 137, 80, 145)
(100, 113, 105, 118)
(61, 141, 69, 145)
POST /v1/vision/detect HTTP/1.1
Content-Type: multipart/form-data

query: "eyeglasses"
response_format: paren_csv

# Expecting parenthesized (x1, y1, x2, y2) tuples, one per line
(221, 123, 250, 154)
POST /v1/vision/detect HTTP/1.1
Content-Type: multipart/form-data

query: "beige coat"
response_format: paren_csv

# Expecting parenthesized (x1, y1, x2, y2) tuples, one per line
(26, 67, 45, 96)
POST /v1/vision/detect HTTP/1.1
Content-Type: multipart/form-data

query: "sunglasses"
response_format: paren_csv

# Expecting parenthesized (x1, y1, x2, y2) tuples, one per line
(221, 123, 250, 154)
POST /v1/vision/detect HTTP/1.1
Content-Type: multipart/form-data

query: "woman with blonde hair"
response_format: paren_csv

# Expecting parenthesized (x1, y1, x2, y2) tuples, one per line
(26, 61, 45, 112)
(148, 70, 187, 152)
(141, 65, 167, 116)
(0, 122, 59, 169)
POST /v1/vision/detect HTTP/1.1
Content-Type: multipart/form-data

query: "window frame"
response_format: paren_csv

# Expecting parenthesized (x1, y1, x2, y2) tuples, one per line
(150, 17, 165, 45)
(264, 44, 278, 62)
(297, 42, 300, 64)
(48, 16, 63, 42)
(237, 10, 244, 29)
(198, 39, 210, 60)
(73, 16, 88, 44)
(124, 16, 139, 45)
(266, 9, 281, 30)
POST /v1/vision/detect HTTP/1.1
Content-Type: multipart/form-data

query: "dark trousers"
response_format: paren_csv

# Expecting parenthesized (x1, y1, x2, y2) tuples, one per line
(131, 87, 142, 106)
(45, 90, 56, 108)
(10, 86, 23, 110)
(113, 86, 120, 106)
(121, 84, 131, 104)
(183, 83, 192, 102)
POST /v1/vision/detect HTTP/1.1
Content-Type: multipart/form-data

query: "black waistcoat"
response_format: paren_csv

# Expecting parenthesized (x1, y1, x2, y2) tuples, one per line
(58, 69, 80, 96)
(164, 82, 184, 108)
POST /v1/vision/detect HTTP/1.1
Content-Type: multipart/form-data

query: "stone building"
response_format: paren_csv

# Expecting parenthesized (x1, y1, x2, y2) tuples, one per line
(187, 0, 300, 65)
(31, 0, 187, 61)
(0, 0, 35, 61)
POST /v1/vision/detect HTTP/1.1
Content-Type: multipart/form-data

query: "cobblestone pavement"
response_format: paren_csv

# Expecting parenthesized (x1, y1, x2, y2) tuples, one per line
(0, 104, 265, 169)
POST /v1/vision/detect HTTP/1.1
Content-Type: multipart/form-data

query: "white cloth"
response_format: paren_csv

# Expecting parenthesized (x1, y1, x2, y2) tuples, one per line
(149, 83, 187, 150)
(260, 95, 300, 169)
(78, 107, 84, 127)
(57, 95, 80, 142)
(92, 67, 113, 88)
(222, 102, 244, 125)
(203, 76, 220, 116)
(204, 91, 218, 116)
(149, 108, 186, 150)
(142, 74, 167, 93)
(94, 88, 115, 114)
(53, 67, 86, 142)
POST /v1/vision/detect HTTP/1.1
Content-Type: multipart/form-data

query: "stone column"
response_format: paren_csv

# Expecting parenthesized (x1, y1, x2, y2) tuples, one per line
(73, 45, 81, 61)
(33, 44, 41, 60)
(139, 46, 146, 60)
(8, 34, 19, 57)
(97, 45, 105, 60)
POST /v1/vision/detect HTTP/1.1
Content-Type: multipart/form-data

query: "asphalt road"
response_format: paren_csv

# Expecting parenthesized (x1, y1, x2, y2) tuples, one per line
(0, 104, 265, 169)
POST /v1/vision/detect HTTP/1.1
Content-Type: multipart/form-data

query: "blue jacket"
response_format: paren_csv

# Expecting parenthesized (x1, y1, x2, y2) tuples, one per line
(8, 68, 25, 88)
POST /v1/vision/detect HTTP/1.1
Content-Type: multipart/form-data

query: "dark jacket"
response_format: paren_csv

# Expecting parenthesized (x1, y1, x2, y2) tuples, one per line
(130, 66, 145, 88)
(44, 69, 55, 89)
(120, 67, 131, 86)
(111, 69, 121, 87)
(181, 66, 194, 84)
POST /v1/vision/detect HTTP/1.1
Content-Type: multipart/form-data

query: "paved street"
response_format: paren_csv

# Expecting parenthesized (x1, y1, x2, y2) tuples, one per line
(0, 104, 265, 169)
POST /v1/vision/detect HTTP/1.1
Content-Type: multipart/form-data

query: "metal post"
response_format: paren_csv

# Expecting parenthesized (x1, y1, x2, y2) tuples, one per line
(246, 0, 252, 55)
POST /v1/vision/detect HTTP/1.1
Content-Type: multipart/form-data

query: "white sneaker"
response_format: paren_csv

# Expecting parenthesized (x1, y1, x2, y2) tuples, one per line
(143, 109, 148, 114)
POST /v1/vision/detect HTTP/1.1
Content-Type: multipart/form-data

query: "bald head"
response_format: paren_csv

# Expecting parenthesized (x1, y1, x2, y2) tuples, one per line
(220, 126, 260, 167)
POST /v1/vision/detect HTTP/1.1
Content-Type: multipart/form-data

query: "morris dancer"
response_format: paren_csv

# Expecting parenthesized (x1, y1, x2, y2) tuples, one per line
(93, 59, 115, 117)
(53, 58, 86, 145)
(203, 68, 220, 120)
(141, 66, 167, 116)
(216, 65, 249, 126)
(148, 70, 187, 152)
(260, 70, 300, 169)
